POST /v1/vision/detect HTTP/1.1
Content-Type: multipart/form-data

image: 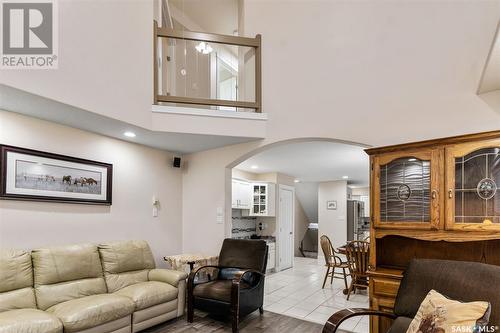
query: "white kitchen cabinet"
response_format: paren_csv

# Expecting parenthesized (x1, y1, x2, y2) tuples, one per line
(232, 179, 251, 209)
(267, 242, 276, 271)
(250, 183, 276, 217)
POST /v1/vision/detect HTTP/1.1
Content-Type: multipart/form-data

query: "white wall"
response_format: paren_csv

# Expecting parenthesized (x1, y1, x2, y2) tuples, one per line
(181, 1, 500, 255)
(2, 0, 499, 144)
(318, 181, 348, 249)
(0, 111, 183, 266)
(351, 187, 369, 197)
(295, 182, 319, 223)
(0, 0, 154, 128)
(2, 1, 500, 257)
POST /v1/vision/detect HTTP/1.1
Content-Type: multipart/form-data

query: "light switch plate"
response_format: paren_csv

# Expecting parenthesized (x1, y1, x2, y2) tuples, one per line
(216, 207, 224, 224)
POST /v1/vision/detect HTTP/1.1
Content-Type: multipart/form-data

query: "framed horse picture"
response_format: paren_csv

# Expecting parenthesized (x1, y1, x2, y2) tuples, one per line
(0, 145, 112, 205)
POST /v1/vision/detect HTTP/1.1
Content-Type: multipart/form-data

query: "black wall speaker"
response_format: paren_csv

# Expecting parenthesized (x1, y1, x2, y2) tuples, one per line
(173, 157, 181, 168)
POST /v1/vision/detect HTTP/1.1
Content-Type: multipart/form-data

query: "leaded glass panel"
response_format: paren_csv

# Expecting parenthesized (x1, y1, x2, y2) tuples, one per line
(454, 147, 500, 224)
(380, 158, 431, 222)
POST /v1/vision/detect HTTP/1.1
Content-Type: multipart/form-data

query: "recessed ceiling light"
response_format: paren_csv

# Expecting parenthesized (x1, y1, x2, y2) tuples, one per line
(408, 158, 417, 162)
(250, 165, 259, 169)
(294, 179, 300, 183)
(123, 131, 136, 138)
(342, 176, 349, 179)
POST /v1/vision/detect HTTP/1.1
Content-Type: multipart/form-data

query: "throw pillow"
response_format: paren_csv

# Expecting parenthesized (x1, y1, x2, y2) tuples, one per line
(406, 289, 490, 333)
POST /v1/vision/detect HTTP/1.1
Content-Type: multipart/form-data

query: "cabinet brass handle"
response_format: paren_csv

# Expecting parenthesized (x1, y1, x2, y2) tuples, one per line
(431, 190, 437, 199)
(448, 189, 453, 199)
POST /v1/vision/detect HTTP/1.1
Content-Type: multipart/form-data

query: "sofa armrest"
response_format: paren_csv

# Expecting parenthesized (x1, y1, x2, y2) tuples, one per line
(323, 308, 397, 333)
(149, 268, 188, 287)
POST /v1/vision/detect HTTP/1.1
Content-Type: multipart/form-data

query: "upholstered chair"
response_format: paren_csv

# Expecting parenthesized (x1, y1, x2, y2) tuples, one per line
(323, 259, 500, 333)
(187, 239, 268, 333)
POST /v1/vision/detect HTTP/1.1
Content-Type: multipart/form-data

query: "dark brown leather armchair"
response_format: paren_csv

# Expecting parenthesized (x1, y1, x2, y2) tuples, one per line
(187, 239, 268, 333)
(323, 259, 500, 333)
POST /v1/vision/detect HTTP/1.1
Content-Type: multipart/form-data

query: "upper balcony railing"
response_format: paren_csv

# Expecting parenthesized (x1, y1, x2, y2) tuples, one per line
(153, 21, 262, 113)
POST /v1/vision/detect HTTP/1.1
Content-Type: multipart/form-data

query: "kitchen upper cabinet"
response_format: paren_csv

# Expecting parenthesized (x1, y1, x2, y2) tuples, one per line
(232, 179, 251, 209)
(372, 149, 442, 230)
(445, 138, 500, 231)
(250, 183, 276, 217)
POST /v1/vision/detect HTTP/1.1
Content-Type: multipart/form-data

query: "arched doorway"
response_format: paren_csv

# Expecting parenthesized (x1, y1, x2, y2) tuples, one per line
(225, 137, 370, 273)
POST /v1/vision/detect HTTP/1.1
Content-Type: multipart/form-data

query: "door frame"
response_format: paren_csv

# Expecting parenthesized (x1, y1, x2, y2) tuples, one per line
(277, 184, 295, 271)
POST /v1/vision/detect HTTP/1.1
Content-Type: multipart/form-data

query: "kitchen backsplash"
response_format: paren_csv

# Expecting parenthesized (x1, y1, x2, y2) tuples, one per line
(232, 209, 257, 239)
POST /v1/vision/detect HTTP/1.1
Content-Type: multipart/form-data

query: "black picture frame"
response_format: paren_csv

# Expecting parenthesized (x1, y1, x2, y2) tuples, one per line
(0, 144, 112, 205)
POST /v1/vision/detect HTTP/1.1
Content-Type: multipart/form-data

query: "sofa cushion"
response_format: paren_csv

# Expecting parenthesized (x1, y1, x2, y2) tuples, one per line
(32, 244, 103, 285)
(98, 241, 156, 293)
(46, 294, 134, 333)
(98, 241, 155, 274)
(114, 281, 178, 310)
(0, 308, 62, 333)
(193, 280, 250, 302)
(0, 288, 36, 312)
(0, 249, 37, 312)
(32, 244, 107, 310)
(103, 270, 150, 294)
(36, 278, 108, 311)
(387, 316, 412, 333)
(0, 250, 33, 293)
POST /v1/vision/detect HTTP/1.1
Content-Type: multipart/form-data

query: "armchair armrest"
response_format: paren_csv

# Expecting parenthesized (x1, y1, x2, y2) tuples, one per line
(323, 308, 397, 333)
(187, 265, 220, 285)
(231, 269, 265, 285)
(149, 268, 188, 287)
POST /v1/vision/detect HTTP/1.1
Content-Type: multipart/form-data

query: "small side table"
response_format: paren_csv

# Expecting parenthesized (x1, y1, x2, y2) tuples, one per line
(164, 253, 218, 274)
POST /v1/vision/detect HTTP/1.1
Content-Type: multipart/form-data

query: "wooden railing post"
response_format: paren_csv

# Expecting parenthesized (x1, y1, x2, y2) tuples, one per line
(255, 34, 262, 113)
(153, 20, 158, 105)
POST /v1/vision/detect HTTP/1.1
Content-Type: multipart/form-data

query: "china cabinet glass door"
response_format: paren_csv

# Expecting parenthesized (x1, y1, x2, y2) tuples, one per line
(446, 140, 500, 230)
(373, 149, 441, 229)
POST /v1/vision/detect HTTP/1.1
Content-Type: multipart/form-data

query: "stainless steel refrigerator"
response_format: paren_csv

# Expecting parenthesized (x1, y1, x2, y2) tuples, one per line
(347, 200, 368, 241)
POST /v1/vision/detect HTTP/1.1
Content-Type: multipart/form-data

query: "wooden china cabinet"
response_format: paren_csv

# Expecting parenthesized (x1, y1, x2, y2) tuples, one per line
(366, 131, 500, 333)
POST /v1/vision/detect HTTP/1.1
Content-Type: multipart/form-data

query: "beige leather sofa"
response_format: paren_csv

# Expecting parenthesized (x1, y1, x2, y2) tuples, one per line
(0, 249, 63, 333)
(0, 241, 187, 333)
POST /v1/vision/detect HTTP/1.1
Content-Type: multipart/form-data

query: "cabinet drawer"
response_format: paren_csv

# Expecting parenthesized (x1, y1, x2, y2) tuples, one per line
(372, 278, 400, 298)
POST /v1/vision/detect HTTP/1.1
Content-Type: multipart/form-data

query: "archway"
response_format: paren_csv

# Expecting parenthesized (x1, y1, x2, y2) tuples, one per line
(225, 137, 371, 270)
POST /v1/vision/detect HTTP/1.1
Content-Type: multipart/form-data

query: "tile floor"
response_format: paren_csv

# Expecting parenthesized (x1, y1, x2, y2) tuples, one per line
(264, 257, 369, 333)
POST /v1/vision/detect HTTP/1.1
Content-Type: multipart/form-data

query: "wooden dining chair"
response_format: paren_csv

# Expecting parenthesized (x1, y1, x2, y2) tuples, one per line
(345, 240, 370, 300)
(319, 235, 349, 290)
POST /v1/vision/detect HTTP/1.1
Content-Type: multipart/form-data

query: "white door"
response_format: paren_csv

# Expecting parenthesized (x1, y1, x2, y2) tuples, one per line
(279, 185, 294, 270)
